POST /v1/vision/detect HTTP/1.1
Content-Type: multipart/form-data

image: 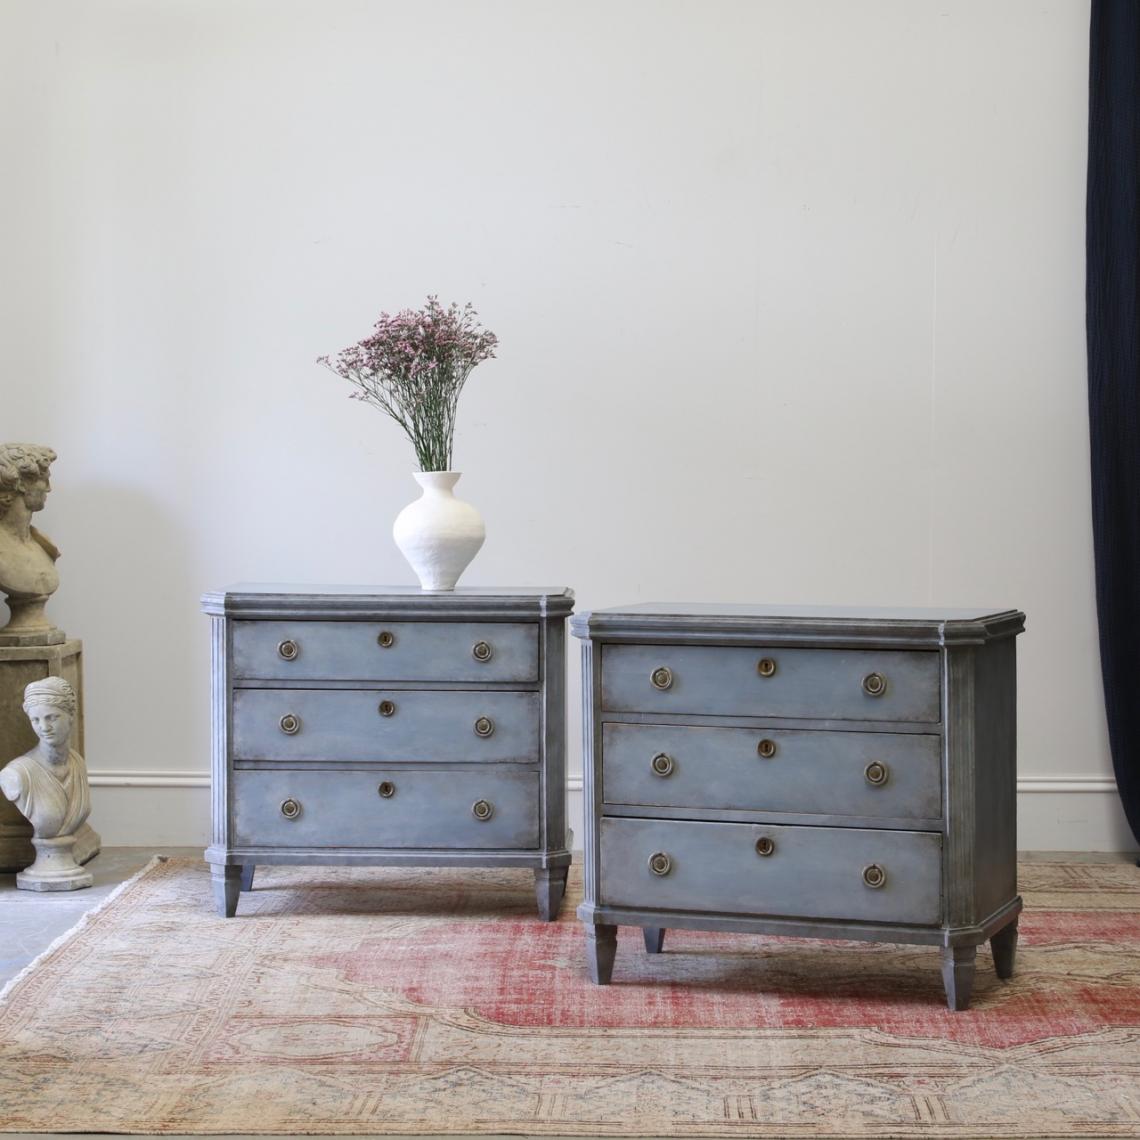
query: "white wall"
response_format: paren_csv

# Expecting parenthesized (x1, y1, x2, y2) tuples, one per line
(3, 0, 1132, 851)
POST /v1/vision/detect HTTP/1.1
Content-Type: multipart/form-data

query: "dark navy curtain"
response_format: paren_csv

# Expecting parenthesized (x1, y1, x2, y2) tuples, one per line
(1087, 0, 1140, 848)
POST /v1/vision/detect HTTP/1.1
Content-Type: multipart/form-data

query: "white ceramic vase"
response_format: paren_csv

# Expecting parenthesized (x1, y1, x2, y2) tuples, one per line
(393, 471, 485, 591)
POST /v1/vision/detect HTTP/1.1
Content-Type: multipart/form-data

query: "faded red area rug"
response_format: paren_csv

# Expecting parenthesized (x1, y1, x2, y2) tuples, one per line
(1, 857, 1139, 1136)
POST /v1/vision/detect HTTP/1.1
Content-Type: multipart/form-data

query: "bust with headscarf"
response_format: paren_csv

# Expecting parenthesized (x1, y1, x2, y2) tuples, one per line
(0, 676, 90, 840)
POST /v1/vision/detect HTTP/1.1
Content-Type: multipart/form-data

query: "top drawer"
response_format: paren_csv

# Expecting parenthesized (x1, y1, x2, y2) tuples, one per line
(232, 621, 539, 683)
(601, 644, 940, 722)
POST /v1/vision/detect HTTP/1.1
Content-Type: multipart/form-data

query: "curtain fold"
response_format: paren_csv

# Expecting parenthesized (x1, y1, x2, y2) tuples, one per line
(1086, 0, 1140, 847)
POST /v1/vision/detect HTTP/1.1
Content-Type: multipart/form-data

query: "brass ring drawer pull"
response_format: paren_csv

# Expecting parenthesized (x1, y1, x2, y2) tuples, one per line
(755, 836, 776, 857)
(650, 666, 673, 691)
(474, 716, 495, 738)
(757, 657, 777, 678)
(377, 781, 396, 799)
(280, 798, 301, 820)
(650, 752, 674, 777)
(757, 738, 777, 759)
(278, 714, 301, 735)
(277, 639, 299, 661)
(862, 672, 887, 697)
(472, 641, 494, 662)
(377, 630, 395, 648)
(378, 700, 397, 717)
(472, 799, 494, 821)
(648, 851, 672, 876)
(862, 863, 887, 889)
(864, 760, 890, 786)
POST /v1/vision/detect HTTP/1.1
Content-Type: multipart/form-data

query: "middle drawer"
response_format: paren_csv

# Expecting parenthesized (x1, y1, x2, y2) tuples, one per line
(602, 723, 942, 820)
(233, 690, 541, 763)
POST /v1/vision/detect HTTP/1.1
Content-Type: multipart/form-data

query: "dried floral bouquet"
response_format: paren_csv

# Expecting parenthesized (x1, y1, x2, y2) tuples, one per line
(319, 297, 498, 472)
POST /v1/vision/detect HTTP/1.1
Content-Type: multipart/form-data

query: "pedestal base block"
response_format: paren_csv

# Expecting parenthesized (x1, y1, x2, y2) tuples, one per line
(0, 629, 67, 647)
(16, 835, 93, 891)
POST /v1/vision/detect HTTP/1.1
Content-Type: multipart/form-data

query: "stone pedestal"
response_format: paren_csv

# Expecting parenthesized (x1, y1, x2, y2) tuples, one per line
(16, 834, 93, 891)
(0, 639, 96, 872)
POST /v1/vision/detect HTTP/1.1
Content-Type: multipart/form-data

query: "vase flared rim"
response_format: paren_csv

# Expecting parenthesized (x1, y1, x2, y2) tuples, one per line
(413, 470, 462, 490)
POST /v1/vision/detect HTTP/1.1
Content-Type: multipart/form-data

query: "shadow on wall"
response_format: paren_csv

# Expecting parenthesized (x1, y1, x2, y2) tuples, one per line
(49, 481, 202, 777)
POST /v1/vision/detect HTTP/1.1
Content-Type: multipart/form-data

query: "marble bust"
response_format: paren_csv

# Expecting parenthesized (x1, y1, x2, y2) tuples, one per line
(0, 676, 93, 890)
(0, 443, 63, 645)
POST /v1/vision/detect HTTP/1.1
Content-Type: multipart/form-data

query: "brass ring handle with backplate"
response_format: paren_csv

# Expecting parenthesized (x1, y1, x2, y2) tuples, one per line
(864, 760, 889, 786)
(650, 666, 673, 691)
(650, 752, 674, 777)
(280, 798, 301, 820)
(648, 851, 672, 876)
(277, 639, 298, 661)
(863, 863, 887, 888)
(862, 672, 887, 697)
(474, 716, 495, 738)
(279, 714, 301, 735)
(472, 641, 493, 662)
(472, 799, 494, 821)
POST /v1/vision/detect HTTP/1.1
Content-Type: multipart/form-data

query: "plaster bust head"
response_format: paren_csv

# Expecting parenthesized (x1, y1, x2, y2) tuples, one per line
(23, 677, 77, 754)
(0, 443, 56, 517)
(0, 443, 62, 642)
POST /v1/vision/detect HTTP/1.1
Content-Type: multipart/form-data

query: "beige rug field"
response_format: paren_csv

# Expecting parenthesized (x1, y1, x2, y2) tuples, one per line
(1, 857, 1139, 1135)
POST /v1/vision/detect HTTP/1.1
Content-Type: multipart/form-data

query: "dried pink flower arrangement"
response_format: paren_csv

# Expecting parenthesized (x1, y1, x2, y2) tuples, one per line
(319, 297, 497, 472)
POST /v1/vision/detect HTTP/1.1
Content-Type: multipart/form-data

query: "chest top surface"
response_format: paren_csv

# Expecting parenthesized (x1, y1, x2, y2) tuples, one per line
(570, 603, 1024, 647)
(202, 584, 574, 620)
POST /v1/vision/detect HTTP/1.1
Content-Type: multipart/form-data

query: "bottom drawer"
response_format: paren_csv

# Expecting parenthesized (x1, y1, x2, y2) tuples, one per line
(234, 769, 540, 850)
(600, 817, 942, 925)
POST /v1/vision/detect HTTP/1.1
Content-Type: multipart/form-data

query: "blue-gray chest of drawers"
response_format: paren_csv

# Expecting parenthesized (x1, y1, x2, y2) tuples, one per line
(570, 604, 1025, 1010)
(203, 585, 574, 919)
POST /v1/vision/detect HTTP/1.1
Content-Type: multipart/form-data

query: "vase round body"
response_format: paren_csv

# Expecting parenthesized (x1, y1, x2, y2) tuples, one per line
(393, 472, 485, 591)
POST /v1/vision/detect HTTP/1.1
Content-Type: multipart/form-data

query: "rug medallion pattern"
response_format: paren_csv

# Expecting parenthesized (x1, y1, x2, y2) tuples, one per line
(1, 858, 1139, 1135)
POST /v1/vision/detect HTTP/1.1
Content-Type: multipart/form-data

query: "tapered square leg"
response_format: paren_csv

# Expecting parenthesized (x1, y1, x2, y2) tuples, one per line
(534, 866, 569, 921)
(211, 865, 242, 917)
(991, 920, 1018, 980)
(586, 923, 618, 984)
(941, 945, 977, 1011)
(643, 927, 665, 953)
(240, 864, 256, 892)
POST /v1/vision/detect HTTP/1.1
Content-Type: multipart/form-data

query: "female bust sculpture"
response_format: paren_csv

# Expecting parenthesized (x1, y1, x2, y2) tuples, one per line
(0, 676, 93, 889)
(0, 443, 63, 644)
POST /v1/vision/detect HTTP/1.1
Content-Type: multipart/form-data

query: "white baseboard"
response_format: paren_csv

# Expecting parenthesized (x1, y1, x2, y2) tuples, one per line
(1014, 775, 1134, 852)
(86, 771, 1136, 854)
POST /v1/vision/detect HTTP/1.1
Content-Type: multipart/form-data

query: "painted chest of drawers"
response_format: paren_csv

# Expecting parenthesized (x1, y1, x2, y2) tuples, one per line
(203, 585, 574, 919)
(570, 603, 1025, 1010)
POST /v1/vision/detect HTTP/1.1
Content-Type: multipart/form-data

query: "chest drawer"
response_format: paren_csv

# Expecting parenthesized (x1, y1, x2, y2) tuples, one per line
(233, 768, 540, 849)
(602, 644, 940, 722)
(600, 816, 942, 925)
(233, 689, 540, 764)
(602, 723, 942, 820)
(232, 620, 538, 683)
